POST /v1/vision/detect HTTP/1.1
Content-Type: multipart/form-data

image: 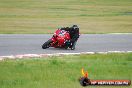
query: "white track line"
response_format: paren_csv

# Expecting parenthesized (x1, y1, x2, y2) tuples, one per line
(0, 51, 132, 61)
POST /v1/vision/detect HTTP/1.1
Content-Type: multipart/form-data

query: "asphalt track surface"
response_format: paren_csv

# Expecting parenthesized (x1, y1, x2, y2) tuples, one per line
(0, 34, 132, 56)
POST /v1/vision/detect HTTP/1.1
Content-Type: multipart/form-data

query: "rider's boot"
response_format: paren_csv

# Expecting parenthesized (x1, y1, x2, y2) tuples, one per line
(71, 41, 77, 50)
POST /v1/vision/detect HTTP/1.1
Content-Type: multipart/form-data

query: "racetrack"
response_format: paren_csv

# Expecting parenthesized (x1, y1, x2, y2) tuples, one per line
(0, 34, 132, 56)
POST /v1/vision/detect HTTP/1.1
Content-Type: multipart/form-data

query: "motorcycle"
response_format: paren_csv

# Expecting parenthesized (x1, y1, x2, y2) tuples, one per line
(42, 29, 75, 50)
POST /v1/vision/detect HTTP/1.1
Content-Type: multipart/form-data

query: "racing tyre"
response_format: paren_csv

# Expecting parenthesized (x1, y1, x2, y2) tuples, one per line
(71, 47, 75, 50)
(42, 39, 52, 49)
(79, 77, 91, 86)
(64, 46, 68, 49)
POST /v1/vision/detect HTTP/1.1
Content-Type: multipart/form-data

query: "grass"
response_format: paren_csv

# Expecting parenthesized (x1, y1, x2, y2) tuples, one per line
(0, 53, 132, 88)
(0, 0, 132, 34)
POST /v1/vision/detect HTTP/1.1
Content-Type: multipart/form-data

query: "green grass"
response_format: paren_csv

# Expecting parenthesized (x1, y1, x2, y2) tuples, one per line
(0, 53, 132, 88)
(0, 0, 132, 34)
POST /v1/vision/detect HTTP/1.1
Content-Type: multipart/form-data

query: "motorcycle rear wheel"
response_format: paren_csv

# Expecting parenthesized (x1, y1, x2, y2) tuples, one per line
(42, 39, 52, 49)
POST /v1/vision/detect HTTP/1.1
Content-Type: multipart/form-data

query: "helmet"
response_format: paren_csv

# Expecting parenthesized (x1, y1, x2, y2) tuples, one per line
(71, 25, 79, 31)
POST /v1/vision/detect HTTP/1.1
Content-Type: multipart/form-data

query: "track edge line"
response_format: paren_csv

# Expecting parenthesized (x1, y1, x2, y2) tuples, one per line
(0, 51, 132, 61)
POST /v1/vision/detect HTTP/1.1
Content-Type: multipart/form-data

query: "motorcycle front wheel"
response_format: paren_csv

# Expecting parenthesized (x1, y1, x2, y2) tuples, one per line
(42, 39, 52, 49)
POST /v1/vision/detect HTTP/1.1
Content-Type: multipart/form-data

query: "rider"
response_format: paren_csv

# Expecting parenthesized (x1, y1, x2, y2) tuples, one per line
(60, 25, 79, 50)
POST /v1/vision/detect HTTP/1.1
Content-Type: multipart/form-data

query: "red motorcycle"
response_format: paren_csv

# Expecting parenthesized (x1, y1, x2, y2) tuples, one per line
(42, 29, 74, 50)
